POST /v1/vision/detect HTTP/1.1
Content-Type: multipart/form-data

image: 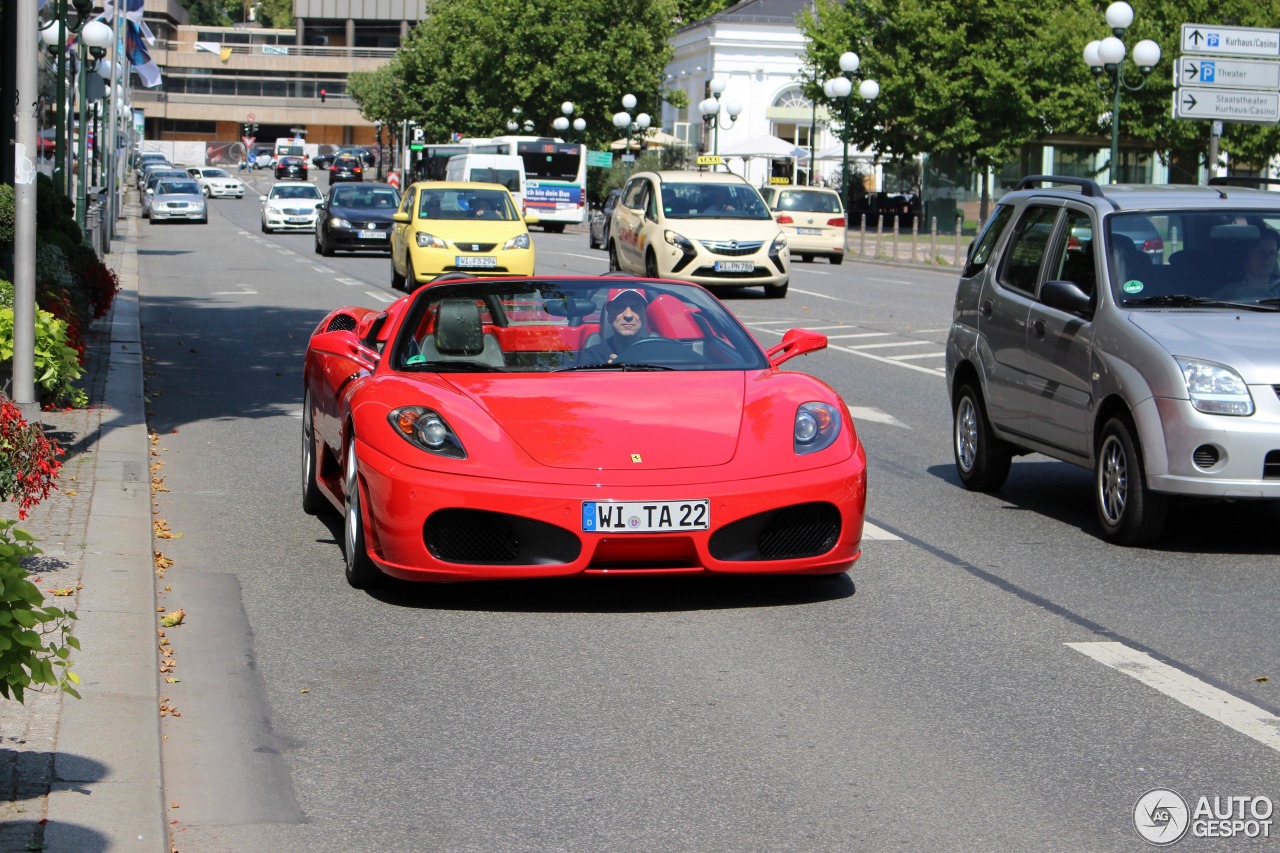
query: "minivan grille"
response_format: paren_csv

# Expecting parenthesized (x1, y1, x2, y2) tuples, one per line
(700, 240, 764, 256)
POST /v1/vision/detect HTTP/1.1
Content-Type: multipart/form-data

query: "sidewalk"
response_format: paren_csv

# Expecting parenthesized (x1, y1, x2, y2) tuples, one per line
(0, 195, 164, 851)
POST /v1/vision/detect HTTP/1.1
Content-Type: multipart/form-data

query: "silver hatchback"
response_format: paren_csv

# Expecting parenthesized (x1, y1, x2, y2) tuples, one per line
(945, 176, 1280, 545)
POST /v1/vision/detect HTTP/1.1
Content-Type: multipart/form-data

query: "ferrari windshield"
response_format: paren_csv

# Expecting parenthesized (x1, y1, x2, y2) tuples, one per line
(392, 278, 770, 372)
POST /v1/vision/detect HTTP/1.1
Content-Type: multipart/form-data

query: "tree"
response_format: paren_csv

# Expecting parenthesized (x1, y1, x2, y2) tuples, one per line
(385, 0, 679, 151)
(253, 0, 295, 28)
(178, 0, 240, 26)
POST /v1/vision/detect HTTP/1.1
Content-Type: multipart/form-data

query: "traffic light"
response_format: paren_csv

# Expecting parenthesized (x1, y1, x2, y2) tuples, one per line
(251, 123, 259, 135)
(319, 88, 326, 103)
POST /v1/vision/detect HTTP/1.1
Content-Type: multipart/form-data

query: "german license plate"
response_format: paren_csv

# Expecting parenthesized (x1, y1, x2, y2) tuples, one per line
(714, 261, 754, 273)
(582, 500, 710, 532)
(456, 256, 497, 268)
(358, 230, 383, 239)
(288, 216, 310, 223)
(797, 227, 821, 235)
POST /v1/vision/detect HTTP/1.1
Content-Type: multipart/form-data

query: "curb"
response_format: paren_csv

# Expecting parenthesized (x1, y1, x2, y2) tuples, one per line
(42, 204, 165, 851)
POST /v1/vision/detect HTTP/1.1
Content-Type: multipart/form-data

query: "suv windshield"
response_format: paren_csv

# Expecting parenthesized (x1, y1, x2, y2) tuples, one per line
(1108, 210, 1280, 306)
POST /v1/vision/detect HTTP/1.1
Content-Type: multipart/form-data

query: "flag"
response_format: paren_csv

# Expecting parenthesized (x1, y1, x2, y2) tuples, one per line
(100, 0, 162, 88)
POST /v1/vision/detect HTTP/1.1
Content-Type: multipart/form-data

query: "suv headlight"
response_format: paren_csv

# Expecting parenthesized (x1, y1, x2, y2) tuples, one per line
(663, 229, 698, 262)
(769, 232, 787, 258)
(502, 233, 531, 250)
(1176, 357, 1254, 415)
(416, 231, 447, 249)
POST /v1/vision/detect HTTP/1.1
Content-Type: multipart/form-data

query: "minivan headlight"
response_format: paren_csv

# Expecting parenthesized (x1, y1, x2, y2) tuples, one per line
(1176, 357, 1254, 415)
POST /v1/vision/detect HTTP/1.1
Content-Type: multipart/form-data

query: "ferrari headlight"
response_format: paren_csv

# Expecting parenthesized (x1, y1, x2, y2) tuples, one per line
(794, 402, 841, 454)
(1176, 357, 1254, 415)
(416, 231, 447, 249)
(502, 233, 531, 250)
(388, 407, 467, 458)
(330, 216, 351, 228)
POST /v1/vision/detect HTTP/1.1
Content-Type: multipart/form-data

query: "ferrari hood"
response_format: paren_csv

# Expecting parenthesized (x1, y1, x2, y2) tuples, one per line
(455, 372, 748, 470)
(1127, 312, 1280, 383)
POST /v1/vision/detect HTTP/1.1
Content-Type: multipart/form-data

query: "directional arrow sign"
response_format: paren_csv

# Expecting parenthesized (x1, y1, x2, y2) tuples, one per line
(1176, 57, 1280, 90)
(1182, 23, 1280, 58)
(1173, 87, 1280, 123)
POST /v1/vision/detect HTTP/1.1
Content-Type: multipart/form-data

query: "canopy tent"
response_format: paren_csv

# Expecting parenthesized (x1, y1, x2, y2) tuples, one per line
(720, 134, 808, 160)
(801, 142, 879, 162)
(610, 129, 684, 151)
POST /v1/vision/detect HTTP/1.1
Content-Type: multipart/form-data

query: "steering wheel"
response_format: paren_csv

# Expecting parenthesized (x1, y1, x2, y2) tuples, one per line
(615, 337, 698, 364)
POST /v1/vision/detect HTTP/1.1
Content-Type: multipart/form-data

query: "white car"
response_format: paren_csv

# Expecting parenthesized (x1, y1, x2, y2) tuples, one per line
(188, 167, 246, 199)
(260, 183, 324, 233)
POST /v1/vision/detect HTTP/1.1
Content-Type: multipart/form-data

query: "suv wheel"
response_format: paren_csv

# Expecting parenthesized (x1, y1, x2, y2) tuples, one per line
(1095, 415, 1168, 545)
(952, 382, 1012, 491)
(607, 241, 620, 272)
(763, 281, 789, 298)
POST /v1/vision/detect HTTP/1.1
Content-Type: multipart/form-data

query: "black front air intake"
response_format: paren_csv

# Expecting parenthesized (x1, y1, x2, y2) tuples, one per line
(708, 502, 841, 561)
(424, 509, 581, 565)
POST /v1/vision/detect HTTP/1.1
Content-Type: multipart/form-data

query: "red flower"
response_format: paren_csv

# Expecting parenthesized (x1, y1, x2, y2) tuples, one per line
(0, 397, 63, 516)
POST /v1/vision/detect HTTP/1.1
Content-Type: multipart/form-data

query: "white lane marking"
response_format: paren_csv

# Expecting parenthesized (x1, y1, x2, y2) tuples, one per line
(541, 251, 601, 261)
(789, 287, 841, 301)
(827, 341, 946, 377)
(850, 340, 936, 351)
(336, 277, 364, 286)
(861, 522, 901, 541)
(364, 290, 396, 303)
(211, 290, 258, 295)
(848, 405, 908, 428)
(892, 351, 948, 361)
(312, 266, 327, 273)
(865, 277, 911, 285)
(825, 332, 892, 340)
(1066, 641, 1280, 754)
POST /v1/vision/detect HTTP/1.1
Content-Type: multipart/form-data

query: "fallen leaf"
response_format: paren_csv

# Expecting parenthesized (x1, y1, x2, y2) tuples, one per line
(1256, 676, 1270, 684)
(48, 587, 75, 597)
(165, 677, 180, 683)
(160, 609, 186, 628)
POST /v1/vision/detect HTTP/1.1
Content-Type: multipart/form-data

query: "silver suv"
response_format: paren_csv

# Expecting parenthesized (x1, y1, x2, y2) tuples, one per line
(946, 176, 1280, 545)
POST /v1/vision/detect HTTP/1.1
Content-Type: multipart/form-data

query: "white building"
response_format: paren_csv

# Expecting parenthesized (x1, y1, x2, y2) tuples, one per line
(662, 0, 882, 190)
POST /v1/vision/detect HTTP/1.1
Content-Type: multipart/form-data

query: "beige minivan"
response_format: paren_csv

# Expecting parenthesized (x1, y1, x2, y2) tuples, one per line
(608, 171, 790, 298)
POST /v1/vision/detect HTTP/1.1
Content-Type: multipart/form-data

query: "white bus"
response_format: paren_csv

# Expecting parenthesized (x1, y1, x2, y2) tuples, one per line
(470, 136, 586, 232)
(274, 136, 307, 159)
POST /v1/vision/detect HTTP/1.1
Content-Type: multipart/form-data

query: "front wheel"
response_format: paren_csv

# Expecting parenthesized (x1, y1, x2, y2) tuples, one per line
(390, 254, 406, 290)
(645, 251, 660, 279)
(607, 241, 620, 272)
(343, 436, 381, 588)
(952, 382, 1012, 491)
(763, 281, 789, 298)
(1095, 415, 1168, 546)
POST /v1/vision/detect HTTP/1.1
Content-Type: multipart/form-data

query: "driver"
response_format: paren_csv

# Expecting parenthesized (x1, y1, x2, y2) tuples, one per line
(579, 289, 651, 365)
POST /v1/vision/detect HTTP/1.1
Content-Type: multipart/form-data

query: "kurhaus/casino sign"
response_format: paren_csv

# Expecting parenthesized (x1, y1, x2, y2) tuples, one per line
(1174, 23, 1280, 123)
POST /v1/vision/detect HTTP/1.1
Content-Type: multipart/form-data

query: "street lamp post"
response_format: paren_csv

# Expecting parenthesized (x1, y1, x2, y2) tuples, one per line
(552, 101, 587, 142)
(612, 94, 650, 181)
(823, 52, 879, 253)
(75, 19, 113, 233)
(40, 0, 96, 196)
(697, 78, 742, 167)
(506, 107, 535, 135)
(1083, 1, 1161, 184)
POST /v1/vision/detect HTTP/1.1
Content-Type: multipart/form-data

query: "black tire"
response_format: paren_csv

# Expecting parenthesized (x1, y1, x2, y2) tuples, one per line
(1095, 415, 1168, 546)
(645, 251, 660, 279)
(406, 256, 419, 292)
(952, 381, 1012, 491)
(799, 254, 813, 263)
(390, 255, 406, 290)
(589, 229, 600, 250)
(607, 241, 620, 272)
(262, 221, 270, 233)
(343, 435, 381, 588)
(301, 392, 328, 515)
(830, 254, 844, 266)
(319, 231, 333, 256)
(763, 280, 789, 298)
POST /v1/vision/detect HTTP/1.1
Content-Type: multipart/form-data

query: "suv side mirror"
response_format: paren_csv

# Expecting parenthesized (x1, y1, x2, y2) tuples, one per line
(1040, 279, 1094, 318)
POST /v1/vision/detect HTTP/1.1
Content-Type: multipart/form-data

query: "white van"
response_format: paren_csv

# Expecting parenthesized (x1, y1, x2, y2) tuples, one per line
(445, 154, 526, 213)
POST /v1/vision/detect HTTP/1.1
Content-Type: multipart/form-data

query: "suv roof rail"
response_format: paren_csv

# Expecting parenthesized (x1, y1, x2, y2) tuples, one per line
(1013, 175, 1104, 197)
(1207, 176, 1280, 189)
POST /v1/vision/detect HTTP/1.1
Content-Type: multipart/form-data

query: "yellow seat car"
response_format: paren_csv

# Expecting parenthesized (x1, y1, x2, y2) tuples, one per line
(759, 185, 846, 265)
(390, 181, 537, 290)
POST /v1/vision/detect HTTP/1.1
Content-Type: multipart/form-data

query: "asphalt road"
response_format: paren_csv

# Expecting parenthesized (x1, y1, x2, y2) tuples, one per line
(138, 173, 1279, 852)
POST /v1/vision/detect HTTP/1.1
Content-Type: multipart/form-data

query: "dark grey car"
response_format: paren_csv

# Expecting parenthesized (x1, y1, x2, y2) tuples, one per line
(314, 183, 400, 255)
(588, 189, 621, 250)
(946, 175, 1280, 545)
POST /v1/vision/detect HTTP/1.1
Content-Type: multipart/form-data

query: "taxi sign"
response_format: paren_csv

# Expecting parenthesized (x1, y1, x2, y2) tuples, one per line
(696, 155, 724, 167)
(768, 176, 792, 185)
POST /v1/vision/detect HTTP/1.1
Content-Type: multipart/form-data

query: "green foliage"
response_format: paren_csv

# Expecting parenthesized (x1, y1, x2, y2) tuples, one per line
(388, 0, 678, 151)
(0, 519, 80, 704)
(35, 174, 81, 248)
(0, 184, 14, 249)
(253, 0, 294, 28)
(178, 0, 240, 26)
(0, 306, 86, 408)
